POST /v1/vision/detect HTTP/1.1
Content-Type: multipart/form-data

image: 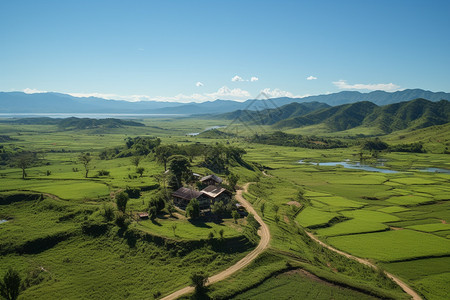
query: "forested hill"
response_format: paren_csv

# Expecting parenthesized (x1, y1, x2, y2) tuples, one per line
(0, 117, 145, 130)
(219, 98, 450, 133)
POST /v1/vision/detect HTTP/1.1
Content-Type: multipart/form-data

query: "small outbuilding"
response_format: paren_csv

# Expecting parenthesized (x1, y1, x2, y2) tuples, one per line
(201, 185, 231, 203)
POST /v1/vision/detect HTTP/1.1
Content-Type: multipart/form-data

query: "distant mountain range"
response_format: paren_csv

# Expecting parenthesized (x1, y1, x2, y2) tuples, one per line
(216, 98, 450, 133)
(0, 89, 449, 114)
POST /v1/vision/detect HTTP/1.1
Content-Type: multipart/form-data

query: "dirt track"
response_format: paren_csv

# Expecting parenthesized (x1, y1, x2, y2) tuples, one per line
(160, 183, 271, 300)
(305, 232, 422, 300)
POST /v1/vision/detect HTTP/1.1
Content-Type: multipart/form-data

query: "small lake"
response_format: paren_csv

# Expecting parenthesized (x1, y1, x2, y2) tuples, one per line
(0, 219, 7, 224)
(298, 160, 399, 174)
(187, 125, 226, 136)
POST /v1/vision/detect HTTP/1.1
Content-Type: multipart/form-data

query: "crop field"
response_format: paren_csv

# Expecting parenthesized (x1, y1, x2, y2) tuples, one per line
(232, 269, 377, 300)
(405, 223, 450, 232)
(296, 207, 338, 228)
(382, 257, 450, 300)
(316, 219, 388, 237)
(327, 230, 450, 262)
(311, 196, 364, 209)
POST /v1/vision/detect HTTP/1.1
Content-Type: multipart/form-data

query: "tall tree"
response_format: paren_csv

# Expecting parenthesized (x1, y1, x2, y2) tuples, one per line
(168, 155, 191, 189)
(115, 191, 129, 213)
(190, 272, 209, 297)
(78, 152, 92, 178)
(0, 268, 21, 300)
(154, 145, 173, 171)
(15, 152, 36, 179)
(130, 156, 141, 168)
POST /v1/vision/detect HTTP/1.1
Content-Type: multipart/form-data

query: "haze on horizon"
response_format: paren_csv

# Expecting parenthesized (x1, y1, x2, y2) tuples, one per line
(1, 0, 449, 103)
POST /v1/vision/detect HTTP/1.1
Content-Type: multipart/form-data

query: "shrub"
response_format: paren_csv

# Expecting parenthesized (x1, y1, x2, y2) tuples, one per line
(115, 192, 129, 213)
(124, 186, 140, 199)
(97, 170, 110, 176)
(115, 211, 129, 228)
(102, 204, 115, 222)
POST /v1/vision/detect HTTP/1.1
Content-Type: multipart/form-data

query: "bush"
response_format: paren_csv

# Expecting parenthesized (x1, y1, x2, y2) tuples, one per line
(186, 198, 200, 220)
(124, 186, 140, 199)
(102, 204, 115, 222)
(115, 211, 129, 228)
(115, 192, 129, 213)
(0, 268, 21, 300)
(96, 170, 110, 176)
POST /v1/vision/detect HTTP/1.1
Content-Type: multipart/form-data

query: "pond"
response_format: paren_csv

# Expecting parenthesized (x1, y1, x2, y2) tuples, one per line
(186, 125, 226, 136)
(298, 160, 399, 174)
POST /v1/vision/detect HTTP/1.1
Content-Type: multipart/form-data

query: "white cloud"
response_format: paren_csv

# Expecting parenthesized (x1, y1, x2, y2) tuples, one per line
(231, 75, 244, 82)
(260, 88, 308, 99)
(23, 88, 47, 94)
(195, 82, 204, 87)
(250, 76, 259, 82)
(206, 86, 251, 101)
(306, 76, 317, 80)
(22, 86, 253, 103)
(333, 80, 401, 92)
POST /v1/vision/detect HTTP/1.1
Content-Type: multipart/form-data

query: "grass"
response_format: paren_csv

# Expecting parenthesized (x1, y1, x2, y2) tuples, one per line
(136, 216, 243, 241)
(377, 206, 409, 213)
(231, 269, 378, 300)
(328, 229, 450, 262)
(405, 223, 450, 232)
(1, 119, 449, 299)
(386, 195, 436, 206)
(316, 219, 388, 237)
(311, 196, 364, 209)
(296, 207, 338, 228)
(0, 178, 110, 200)
(341, 210, 400, 223)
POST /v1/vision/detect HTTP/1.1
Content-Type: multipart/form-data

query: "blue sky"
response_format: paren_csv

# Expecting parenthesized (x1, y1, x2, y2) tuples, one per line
(1, 0, 449, 102)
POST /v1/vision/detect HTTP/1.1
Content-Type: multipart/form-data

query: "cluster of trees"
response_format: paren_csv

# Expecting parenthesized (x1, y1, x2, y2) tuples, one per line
(362, 139, 426, 153)
(154, 143, 247, 175)
(250, 131, 348, 149)
(99, 137, 161, 160)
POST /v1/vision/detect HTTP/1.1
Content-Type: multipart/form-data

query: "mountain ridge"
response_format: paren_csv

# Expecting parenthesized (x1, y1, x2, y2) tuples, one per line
(0, 89, 449, 114)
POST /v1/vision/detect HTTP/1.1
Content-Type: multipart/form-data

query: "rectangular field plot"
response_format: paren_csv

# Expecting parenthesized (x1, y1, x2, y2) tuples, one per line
(316, 219, 388, 237)
(390, 177, 437, 185)
(386, 195, 435, 206)
(232, 270, 377, 300)
(296, 207, 338, 228)
(341, 210, 400, 223)
(327, 230, 450, 261)
(0, 179, 110, 200)
(312, 196, 364, 209)
(406, 223, 450, 232)
(326, 174, 387, 185)
(383, 257, 450, 280)
(414, 272, 450, 300)
(377, 206, 409, 213)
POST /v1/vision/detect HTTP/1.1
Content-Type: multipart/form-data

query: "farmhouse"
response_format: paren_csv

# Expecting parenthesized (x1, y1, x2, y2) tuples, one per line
(172, 187, 211, 209)
(200, 174, 223, 186)
(172, 184, 232, 211)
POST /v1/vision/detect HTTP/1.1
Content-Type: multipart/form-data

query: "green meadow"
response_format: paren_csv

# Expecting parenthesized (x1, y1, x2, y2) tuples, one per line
(1, 117, 449, 299)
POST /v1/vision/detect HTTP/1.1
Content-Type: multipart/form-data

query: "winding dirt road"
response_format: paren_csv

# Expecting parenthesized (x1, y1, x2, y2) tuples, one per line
(160, 183, 271, 300)
(305, 232, 422, 300)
